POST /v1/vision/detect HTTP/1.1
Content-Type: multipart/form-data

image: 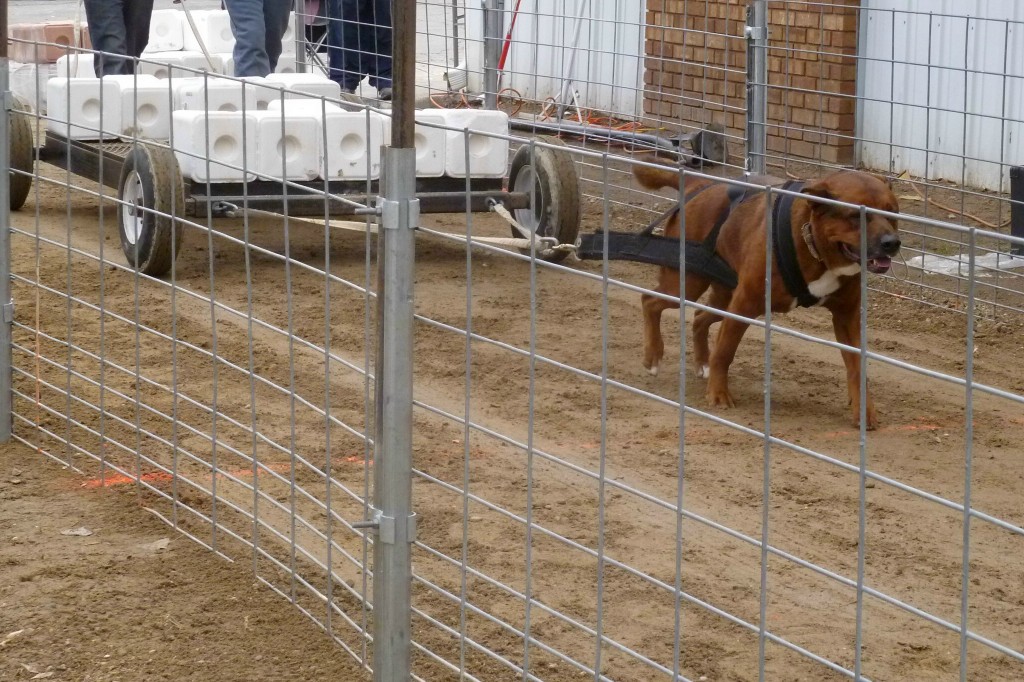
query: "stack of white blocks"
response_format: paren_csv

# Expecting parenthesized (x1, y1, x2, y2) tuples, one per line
(48, 73, 510, 183)
(142, 8, 297, 80)
(46, 3, 510, 186)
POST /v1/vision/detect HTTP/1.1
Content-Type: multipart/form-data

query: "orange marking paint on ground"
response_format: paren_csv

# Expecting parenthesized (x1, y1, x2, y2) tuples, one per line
(81, 460, 296, 489)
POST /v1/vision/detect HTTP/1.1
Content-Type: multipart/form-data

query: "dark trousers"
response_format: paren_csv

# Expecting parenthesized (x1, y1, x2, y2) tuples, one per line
(327, 0, 392, 90)
(223, 0, 293, 77)
(83, 0, 155, 76)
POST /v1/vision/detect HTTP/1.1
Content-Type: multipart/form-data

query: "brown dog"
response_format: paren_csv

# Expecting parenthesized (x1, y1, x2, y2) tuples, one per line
(636, 165, 901, 429)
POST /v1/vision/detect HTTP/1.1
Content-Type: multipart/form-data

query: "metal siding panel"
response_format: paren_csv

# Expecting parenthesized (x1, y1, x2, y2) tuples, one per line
(467, 0, 643, 116)
(859, 0, 1024, 190)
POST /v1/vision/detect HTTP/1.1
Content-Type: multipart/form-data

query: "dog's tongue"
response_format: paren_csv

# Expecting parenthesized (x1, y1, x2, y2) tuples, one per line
(868, 257, 892, 274)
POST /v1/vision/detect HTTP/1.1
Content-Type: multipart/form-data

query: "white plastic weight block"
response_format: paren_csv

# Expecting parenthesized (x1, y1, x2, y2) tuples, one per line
(264, 73, 341, 103)
(55, 53, 95, 79)
(266, 99, 345, 116)
(413, 110, 447, 178)
(321, 110, 385, 180)
(172, 110, 258, 182)
(440, 109, 509, 178)
(274, 53, 297, 74)
(282, 12, 296, 46)
(145, 9, 185, 53)
(215, 52, 234, 77)
(139, 51, 221, 80)
(375, 110, 448, 177)
(100, 74, 172, 140)
(182, 10, 235, 55)
(240, 77, 280, 110)
(251, 110, 320, 181)
(46, 77, 120, 140)
(10, 63, 56, 113)
(173, 76, 258, 113)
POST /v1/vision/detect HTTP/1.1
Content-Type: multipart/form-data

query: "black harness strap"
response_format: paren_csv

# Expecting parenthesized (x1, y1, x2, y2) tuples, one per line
(638, 182, 716, 237)
(771, 180, 820, 308)
(576, 181, 759, 292)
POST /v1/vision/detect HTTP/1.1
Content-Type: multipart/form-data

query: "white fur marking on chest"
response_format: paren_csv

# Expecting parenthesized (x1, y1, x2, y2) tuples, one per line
(806, 263, 860, 299)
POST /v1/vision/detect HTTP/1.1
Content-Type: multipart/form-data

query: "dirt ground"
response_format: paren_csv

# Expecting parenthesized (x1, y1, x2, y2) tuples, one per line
(4, 149, 1024, 682)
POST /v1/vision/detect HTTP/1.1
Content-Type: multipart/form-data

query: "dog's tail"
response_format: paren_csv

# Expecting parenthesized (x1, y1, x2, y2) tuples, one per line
(633, 163, 714, 197)
(633, 163, 681, 191)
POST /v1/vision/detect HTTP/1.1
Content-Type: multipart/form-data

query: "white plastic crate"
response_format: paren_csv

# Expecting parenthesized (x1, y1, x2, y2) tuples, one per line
(440, 109, 510, 178)
(172, 110, 258, 182)
(146, 9, 185, 53)
(413, 111, 447, 178)
(173, 76, 259, 113)
(46, 77, 120, 140)
(251, 110, 321, 181)
(182, 10, 235, 55)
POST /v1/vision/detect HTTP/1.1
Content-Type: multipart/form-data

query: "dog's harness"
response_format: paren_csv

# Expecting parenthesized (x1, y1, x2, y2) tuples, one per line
(771, 180, 821, 308)
(576, 179, 823, 308)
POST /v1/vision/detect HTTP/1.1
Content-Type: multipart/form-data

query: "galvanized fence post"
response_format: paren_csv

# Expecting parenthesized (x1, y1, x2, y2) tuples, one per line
(0, 0, 13, 443)
(482, 0, 502, 109)
(369, 0, 418, 678)
(745, 0, 769, 175)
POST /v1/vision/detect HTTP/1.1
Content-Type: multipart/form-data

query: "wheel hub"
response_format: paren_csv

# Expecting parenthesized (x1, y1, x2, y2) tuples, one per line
(512, 164, 544, 236)
(121, 171, 145, 246)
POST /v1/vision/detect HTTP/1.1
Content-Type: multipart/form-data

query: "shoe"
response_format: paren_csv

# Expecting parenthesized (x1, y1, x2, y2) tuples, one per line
(340, 87, 356, 95)
(378, 87, 393, 101)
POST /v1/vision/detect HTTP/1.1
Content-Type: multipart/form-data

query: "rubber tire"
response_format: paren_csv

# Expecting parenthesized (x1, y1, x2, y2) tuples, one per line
(9, 98, 34, 211)
(507, 136, 581, 263)
(117, 144, 185, 278)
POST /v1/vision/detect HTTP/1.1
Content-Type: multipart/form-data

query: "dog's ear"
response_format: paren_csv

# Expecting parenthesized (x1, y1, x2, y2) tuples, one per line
(801, 181, 834, 211)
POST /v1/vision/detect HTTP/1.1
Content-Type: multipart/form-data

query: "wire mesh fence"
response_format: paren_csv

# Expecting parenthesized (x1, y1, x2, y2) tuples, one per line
(3, 1, 1024, 681)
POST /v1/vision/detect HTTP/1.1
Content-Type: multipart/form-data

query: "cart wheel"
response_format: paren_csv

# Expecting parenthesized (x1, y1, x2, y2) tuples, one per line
(507, 136, 580, 263)
(117, 144, 185, 277)
(9, 98, 34, 211)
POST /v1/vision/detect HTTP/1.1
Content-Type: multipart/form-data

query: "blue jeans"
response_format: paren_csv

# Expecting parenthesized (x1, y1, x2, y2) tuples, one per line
(327, 0, 392, 90)
(83, 0, 155, 76)
(223, 0, 292, 77)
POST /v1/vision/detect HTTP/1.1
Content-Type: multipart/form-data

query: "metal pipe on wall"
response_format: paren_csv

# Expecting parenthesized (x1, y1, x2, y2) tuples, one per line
(745, 0, 768, 176)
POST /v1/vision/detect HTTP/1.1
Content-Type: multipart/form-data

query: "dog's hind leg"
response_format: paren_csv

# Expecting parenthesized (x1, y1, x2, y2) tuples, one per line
(642, 289, 678, 376)
(692, 283, 730, 379)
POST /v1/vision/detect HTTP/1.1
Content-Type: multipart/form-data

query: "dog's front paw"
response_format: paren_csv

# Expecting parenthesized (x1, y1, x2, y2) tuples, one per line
(706, 384, 736, 409)
(850, 404, 878, 431)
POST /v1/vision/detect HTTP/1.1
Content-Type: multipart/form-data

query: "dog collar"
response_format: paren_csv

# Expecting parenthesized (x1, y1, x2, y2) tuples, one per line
(801, 222, 822, 262)
(771, 182, 821, 308)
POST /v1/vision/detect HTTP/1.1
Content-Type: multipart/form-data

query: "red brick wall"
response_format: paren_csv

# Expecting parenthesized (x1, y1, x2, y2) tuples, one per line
(643, 0, 860, 165)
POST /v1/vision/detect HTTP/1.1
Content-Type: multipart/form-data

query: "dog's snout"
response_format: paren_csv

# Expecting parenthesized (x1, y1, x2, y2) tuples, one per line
(880, 233, 901, 255)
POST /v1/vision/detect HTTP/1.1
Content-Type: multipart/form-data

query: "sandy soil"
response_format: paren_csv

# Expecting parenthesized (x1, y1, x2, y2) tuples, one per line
(3, 152, 1024, 682)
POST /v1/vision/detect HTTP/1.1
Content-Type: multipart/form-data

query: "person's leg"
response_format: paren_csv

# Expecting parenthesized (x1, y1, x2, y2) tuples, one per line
(327, 0, 365, 91)
(262, 0, 292, 73)
(83, 0, 130, 77)
(224, 0, 271, 77)
(122, 0, 155, 74)
(365, 0, 392, 91)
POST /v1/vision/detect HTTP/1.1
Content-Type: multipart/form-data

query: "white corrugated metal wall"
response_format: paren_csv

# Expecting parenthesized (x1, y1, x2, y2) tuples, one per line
(463, 0, 645, 118)
(859, 0, 1024, 191)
